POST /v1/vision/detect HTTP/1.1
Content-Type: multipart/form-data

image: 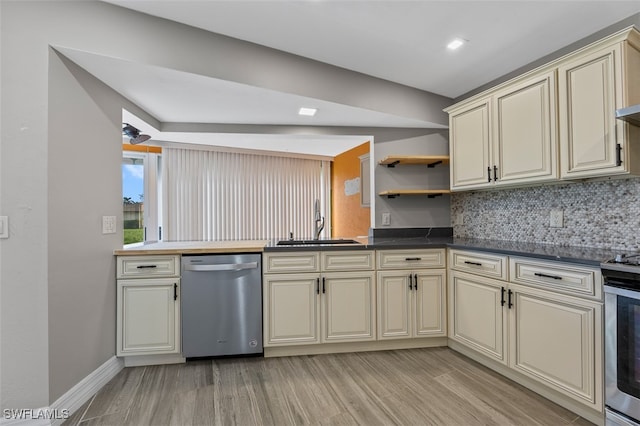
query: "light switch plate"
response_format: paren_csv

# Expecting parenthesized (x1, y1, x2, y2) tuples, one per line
(550, 210, 564, 228)
(0, 216, 8, 238)
(102, 216, 116, 234)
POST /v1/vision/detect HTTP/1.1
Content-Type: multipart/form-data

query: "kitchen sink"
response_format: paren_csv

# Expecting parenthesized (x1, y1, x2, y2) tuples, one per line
(276, 239, 361, 246)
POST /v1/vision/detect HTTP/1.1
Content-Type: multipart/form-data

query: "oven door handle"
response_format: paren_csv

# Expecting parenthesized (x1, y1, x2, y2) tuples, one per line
(604, 284, 640, 300)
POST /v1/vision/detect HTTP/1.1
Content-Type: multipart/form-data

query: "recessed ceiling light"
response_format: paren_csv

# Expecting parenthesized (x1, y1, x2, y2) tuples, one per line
(447, 38, 465, 50)
(298, 107, 318, 116)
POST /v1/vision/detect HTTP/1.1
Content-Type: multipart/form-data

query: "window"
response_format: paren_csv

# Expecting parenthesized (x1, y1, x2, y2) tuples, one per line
(162, 147, 330, 241)
(122, 148, 161, 246)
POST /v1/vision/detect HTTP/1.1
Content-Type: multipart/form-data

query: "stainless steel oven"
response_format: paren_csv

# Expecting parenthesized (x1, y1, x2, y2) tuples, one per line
(603, 257, 640, 425)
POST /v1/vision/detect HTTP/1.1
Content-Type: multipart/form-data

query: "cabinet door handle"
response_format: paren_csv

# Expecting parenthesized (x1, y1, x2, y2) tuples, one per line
(616, 143, 622, 167)
(136, 265, 158, 269)
(493, 165, 498, 181)
(464, 261, 482, 266)
(316, 277, 320, 295)
(174, 283, 178, 301)
(405, 257, 422, 261)
(534, 272, 562, 280)
(414, 274, 418, 291)
(408, 274, 413, 291)
(508, 289, 513, 309)
(322, 277, 326, 294)
(501, 287, 506, 307)
(487, 167, 492, 182)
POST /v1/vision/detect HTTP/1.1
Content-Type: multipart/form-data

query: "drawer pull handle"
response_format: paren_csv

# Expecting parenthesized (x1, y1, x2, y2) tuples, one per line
(414, 274, 418, 291)
(487, 167, 492, 182)
(322, 277, 326, 294)
(534, 272, 562, 280)
(316, 278, 320, 295)
(408, 274, 413, 291)
(508, 289, 513, 309)
(501, 287, 506, 307)
(174, 283, 178, 301)
(405, 257, 422, 261)
(136, 265, 158, 269)
(464, 261, 482, 266)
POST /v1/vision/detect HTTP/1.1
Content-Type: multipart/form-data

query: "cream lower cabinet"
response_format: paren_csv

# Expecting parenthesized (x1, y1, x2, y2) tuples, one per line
(509, 283, 601, 409)
(117, 278, 181, 356)
(377, 270, 446, 339)
(448, 249, 603, 413)
(263, 251, 375, 347)
(116, 255, 181, 357)
(376, 249, 447, 340)
(448, 270, 508, 363)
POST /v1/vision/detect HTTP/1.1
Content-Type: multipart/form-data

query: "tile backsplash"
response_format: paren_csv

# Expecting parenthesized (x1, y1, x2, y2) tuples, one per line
(451, 178, 640, 251)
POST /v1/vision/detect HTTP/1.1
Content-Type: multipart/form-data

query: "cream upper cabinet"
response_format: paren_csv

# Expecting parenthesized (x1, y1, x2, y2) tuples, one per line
(558, 38, 640, 179)
(492, 70, 558, 185)
(447, 26, 640, 190)
(449, 98, 492, 190)
(448, 70, 557, 190)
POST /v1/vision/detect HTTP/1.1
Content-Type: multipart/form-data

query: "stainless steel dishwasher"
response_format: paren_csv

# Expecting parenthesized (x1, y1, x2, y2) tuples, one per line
(181, 253, 262, 358)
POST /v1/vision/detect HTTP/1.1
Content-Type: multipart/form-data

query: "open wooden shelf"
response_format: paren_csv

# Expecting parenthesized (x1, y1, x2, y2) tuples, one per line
(378, 155, 450, 168)
(378, 189, 451, 199)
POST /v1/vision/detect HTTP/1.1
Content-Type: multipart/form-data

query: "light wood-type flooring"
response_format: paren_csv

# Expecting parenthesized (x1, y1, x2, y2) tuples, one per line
(64, 347, 593, 426)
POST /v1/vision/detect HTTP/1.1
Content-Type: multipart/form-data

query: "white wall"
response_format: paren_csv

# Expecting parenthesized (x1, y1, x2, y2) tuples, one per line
(0, 1, 452, 409)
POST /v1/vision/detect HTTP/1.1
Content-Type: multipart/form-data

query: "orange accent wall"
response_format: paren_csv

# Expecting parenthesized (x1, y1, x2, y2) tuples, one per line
(122, 144, 162, 153)
(331, 141, 370, 238)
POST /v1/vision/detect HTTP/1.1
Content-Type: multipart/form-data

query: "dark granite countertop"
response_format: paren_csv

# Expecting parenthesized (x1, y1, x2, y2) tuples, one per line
(264, 235, 638, 267)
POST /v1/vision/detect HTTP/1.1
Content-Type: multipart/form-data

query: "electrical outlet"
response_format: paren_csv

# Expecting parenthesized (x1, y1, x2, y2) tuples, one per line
(550, 209, 564, 228)
(454, 213, 464, 226)
(381, 212, 391, 226)
(0, 216, 8, 238)
(102, 216, 116, 234)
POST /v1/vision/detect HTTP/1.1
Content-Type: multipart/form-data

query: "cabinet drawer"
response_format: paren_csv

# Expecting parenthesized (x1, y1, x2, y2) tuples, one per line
(322, 251, 374, 271)
(377, 249, 445, 270)
(117, 255, 180, 278)
(264, 252, 320, 273)
(509, 257, 602, 300)
(449, 250, 508, 281)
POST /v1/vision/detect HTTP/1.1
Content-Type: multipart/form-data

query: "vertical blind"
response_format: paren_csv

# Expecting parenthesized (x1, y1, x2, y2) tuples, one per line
(162, 147, 330, 241)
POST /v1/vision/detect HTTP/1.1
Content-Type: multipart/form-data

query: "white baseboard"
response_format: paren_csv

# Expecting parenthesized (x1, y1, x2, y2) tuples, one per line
(49, 356, 124, 426)
(0, 356, 126, 426)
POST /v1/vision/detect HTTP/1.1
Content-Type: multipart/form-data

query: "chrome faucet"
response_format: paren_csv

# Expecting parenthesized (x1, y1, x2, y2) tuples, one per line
(314, 199, 324, 240)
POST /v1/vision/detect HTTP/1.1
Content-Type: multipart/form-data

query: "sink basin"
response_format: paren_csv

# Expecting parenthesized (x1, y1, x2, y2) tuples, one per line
(276, 239, 361, 246)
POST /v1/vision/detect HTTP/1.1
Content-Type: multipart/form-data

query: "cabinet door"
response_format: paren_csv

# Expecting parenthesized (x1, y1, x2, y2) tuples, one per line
(322, 271, 376, 342)
(448, 271, 507, 364)
(263, 273, 320, 346)
(377, 271, 412, 340)
(509, 284, 602, 410)
(117, 278, 180, 356)
(449, 98, 492, 190)
(558, 43, 625, 178)
(493, 71, 557, 185)
(414, 270, 447, 337)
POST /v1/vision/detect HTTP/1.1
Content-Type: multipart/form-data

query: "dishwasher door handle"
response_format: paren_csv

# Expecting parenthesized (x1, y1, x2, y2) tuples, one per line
(183, 262, 259, 272)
